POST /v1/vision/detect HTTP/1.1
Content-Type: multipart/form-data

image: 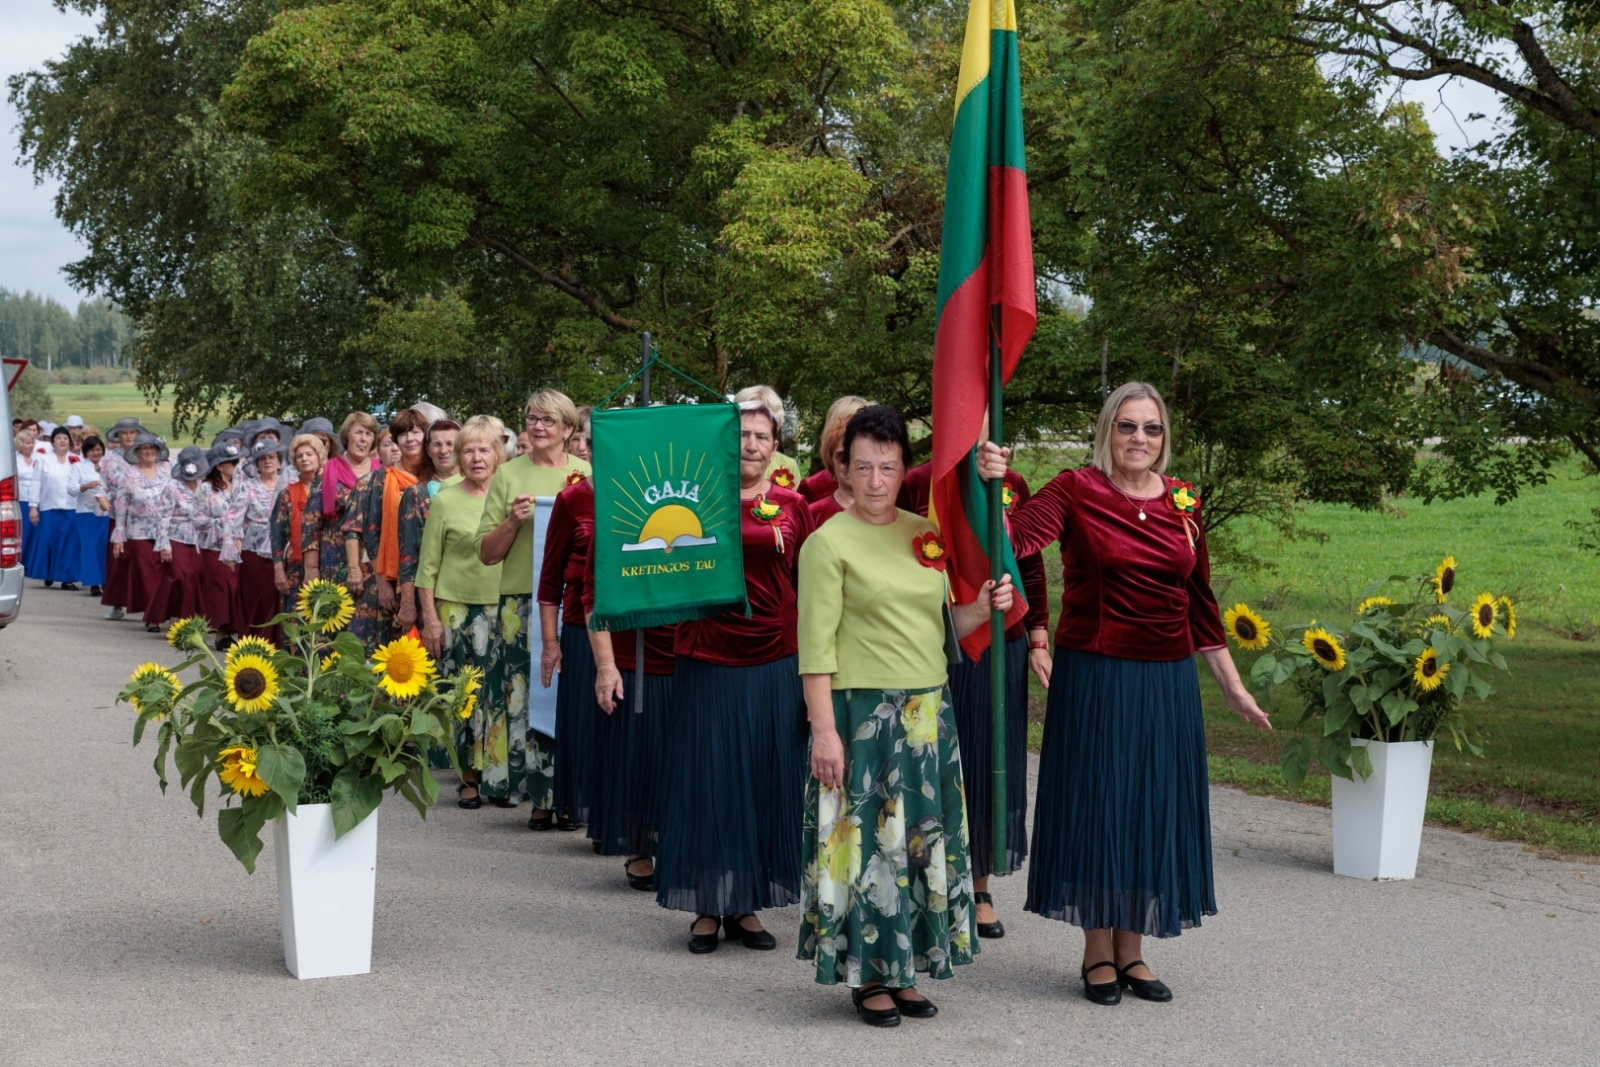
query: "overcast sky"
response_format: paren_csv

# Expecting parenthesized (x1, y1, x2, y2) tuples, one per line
(0, 1, 1516, 312)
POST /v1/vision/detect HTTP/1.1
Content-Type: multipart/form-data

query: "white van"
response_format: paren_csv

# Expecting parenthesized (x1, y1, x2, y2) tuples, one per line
(0, 375, 24, 627)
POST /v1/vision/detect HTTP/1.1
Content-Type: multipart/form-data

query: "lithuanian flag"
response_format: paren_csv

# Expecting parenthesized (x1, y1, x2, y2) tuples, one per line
(930, 0, 1035, 654)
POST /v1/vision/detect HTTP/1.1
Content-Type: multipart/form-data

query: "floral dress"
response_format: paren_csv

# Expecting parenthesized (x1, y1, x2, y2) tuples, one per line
(270, 480, 312, 617)
(154, 481, 202, 554)
(112, 470, 171, 546)
(300, 469, 367, 586)
(222, 477, 283, 564)
(341, 469, 396, 654)
(194, 482, 235, 554)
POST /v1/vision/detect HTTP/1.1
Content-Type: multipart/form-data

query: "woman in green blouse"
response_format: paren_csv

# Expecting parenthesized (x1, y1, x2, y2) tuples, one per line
(418, 416, 505, 808)
(797, 405, 1013, 1027)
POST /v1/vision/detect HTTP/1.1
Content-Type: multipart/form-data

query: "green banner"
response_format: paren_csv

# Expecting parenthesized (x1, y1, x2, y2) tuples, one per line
(590, 403, 748, 631)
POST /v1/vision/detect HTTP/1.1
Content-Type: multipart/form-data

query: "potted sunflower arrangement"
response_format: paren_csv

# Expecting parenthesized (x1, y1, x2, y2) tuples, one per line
(1222, 556, 1512, 881)
(119, 579, 482, 979)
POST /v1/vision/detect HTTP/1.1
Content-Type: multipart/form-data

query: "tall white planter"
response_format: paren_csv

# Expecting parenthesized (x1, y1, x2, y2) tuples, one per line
(1331, 739, 1433, 881)
(273, 803, 378, 979)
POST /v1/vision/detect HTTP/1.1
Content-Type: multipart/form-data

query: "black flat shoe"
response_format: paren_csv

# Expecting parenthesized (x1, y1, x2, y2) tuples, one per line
(1082, 961, 1122, 1005)
(456, 782, 482, 810)
(44, 580, 53, 588)
(973, 890, 1005, 939)
(555, 815, 583, 832)
(722, 914, 777, 950)
(488, 795, 517, 809)
(527, 810, 555, 830)
(89, 585, 102, 596)
(624, 859, 654, 891)
(60, 582, 78, 591)
(891, 989, 938, 1019)
(1117, 960, 1172, 1002)
(688, 918, 720, 954)
(591, 839, 603, 855)
(851, 985, 900, 1028)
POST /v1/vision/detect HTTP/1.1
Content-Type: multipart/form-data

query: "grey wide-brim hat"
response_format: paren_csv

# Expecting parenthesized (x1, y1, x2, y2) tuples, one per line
(297, 417, 343, 455)
(107, 417, 148, 439)
(173, 445, 210, 482)
(246, 417, 293, 449)
(248, 436, 288, 463)
(122, 432, 169, 464)
(205, 445, 242, 470)
(209, 431, 247, 462)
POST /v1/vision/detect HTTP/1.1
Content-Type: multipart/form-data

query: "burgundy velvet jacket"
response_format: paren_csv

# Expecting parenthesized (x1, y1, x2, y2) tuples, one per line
(536, 479, 594, 626)
(581, 536, 677, 675)
(1006, 465, 1227, 661)
(807, 491, 846, 528)
(674, 484, 813, 666)
(797, 468, 837, 504)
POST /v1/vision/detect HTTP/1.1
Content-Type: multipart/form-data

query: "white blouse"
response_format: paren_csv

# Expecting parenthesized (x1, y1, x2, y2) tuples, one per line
(29, 453, 79, 511)
(14, 453, 37, 508)
(71, 460, 110, 515)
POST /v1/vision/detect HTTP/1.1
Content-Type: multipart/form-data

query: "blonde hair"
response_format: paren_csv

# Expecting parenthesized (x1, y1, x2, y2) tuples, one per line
(819, 395, 870, 476)
(525, 389, 580, 442)
(1093, 381, 1172, 477)
(733, 385, 784, 434)
(289, 433, 328, 468)
(339, 411, 381, 451)
(457, 415, 508, 470)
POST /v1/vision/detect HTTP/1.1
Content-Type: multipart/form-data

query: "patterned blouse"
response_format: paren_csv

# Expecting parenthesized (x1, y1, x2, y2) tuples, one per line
(223, 476, 284, 563)
(300, 467, 372, 584)
(397, 477, 459, 586)
(195, 482, 237, 553)
(342, 471, 378, 563)
(155, 480, 204, 552)
(111, 468, 172, 544)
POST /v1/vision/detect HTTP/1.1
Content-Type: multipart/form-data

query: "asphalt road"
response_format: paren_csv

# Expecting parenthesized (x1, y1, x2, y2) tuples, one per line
(2, 583, 1597, 1067)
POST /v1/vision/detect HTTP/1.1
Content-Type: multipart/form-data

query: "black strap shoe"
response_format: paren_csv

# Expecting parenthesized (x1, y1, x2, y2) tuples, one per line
(973, 890, 1005, 939)
(688, 917, 720, 954)
(555, 815, 583, 832)
(1081, 960, 1122, 1005)
(456, 782, 482, 810)
(851, 985, 901, 1027)
(722, 914, 777, 950)
(891, 988, 938, 1019)
(526, 810, 555, 830)
(624, 858, 654, 891)
(1117, 960, 1173, 1002)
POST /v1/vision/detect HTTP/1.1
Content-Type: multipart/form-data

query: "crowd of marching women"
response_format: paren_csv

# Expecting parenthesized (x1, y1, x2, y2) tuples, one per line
(19, 379, 1270, 1025)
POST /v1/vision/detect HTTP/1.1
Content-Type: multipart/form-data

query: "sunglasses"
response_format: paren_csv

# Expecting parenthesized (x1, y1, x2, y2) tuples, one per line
(1114, 420, 1165, 438)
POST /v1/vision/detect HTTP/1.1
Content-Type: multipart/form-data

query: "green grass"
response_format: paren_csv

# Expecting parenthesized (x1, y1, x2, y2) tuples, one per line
(1014, 448, 1600, 856)
(45, 383, 224, 445)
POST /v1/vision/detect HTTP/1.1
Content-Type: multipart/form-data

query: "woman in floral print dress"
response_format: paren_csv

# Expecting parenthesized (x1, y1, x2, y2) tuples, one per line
(353, 409, 431, 654)
(149, 446, 209, 629)
(223, 437, 285, 641)
(108, 433, 171, 627)
(302, 412, 378, 634)
(271, 433, 326, 630)
(796, 405, 1013, 1027)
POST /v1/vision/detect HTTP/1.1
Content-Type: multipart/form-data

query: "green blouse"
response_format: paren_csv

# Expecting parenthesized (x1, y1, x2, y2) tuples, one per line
(475, 453, 591, 596)
(797, 508, 948, 690)
(417, 484, 502, 606)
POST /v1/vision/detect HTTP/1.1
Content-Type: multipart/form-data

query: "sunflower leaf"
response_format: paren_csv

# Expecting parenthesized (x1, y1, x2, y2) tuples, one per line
(1279, 735, 1314, 789)
(256, 745, 306, 814)
(1318, 734, 1355, 780)
(1250, 653, 1278, 688)
(330, 769, 383, 838)
(409, 712, 441, 740)
(1348, 743, 1374, 782)
(217, 805, 267, 874)
(1470, 675, 1494, 700)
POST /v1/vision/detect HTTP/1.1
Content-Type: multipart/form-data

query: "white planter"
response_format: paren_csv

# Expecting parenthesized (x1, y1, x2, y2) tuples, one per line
(273, 803, 378, 979)
(1330, 739, 1433, 881)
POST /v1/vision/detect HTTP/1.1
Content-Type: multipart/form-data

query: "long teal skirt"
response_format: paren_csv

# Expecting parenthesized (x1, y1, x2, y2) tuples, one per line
(1024, 648, 1216, 937)
(798, 686, 977, 988)
(431, 600, 495, 772)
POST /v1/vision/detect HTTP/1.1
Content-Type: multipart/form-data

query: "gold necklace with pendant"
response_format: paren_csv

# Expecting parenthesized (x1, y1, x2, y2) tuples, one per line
(1106, 470, 1157, 521)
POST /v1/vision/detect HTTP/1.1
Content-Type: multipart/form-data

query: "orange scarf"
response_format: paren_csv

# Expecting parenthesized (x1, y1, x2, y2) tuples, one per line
(374, 467, 418, 582)
(287, 481, 310, 563)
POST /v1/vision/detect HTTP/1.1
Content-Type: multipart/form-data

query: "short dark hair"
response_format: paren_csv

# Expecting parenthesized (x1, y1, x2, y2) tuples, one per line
(842, 405, 913, 468)
(50, 426, 72, 443)
(82, 435, 104, 457)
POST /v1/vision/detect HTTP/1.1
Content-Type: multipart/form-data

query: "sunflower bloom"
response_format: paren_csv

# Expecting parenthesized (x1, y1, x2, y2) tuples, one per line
(1302, 627, 1346, 671)
(1420, 614, 1453, 634)
(225, 635, 276, 665)
(1498, 596, 1516, 639)
(453, 665, 484, 721)
(297, 579, 355, 633)
(217, 746, 270, 797)
(1432, 556, 1457, 603)
(1355, 596, 1393, 616)
(128, 662, 182, 717)
(1224, 603, 1271, 651)
(1413, 648, 1449, 693)
(1469, 593, 1497, 639)
(372, 634, 435, 700)
(165, 616, 210, 652)
(224, 654, 280, 713)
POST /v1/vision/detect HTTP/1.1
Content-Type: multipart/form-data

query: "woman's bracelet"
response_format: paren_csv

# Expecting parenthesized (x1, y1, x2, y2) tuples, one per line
(1028, 640, 1050, 652)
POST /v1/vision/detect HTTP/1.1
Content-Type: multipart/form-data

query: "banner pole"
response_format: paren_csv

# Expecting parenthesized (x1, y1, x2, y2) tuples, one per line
(988, 306, 1007, 866)
(635, 332, 650, 708)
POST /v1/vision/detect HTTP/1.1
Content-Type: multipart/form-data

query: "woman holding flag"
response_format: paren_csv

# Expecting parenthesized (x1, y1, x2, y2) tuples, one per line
(978, 382, 1272, 1005)
(797, 404, 1012, 1027)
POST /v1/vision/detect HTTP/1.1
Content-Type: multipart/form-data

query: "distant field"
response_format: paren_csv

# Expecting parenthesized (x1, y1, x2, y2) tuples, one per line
(44, 384, 224, 445)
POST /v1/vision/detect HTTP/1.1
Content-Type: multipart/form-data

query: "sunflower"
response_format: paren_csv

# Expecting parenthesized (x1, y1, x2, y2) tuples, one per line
(452, 665, 484, 721)
(1224, 603, 1271, 651)
(1420, 614, 1453, 633)
(128, 662, 182, 717)
(224, 654, 280, 714)
(371, 634, 435, 700)
(1498, 596, 1517, 639)
(1302, 627, 1347, 671)
(165, 616, 210, 652)
(296, 578, 355, 633)
(320, 651, 341, 673)
(1469, 592, 1497, 639)
(1412, 648, 1449, 692)
(1431, 556, 1457, 603)
(1355, 596, 1393, 616)
(217, 746, 270, 797)
(225, 634, 276, 665)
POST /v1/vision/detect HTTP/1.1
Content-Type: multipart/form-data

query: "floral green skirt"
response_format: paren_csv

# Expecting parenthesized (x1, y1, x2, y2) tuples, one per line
(435, 599, 495, 773)
(798, 685, 977, 989)
(484, 593, 555, 806)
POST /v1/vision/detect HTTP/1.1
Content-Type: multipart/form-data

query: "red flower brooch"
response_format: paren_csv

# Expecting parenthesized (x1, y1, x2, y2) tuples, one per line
(1001, 483, 1016, 512)
(751, 495, 786, 553)
(770, 467, 797, 490)
(913, 531, 948, 570)
(68, 454, 80, 464)
(1168, 480, 1199, 514)
(565, 470, 585, 487)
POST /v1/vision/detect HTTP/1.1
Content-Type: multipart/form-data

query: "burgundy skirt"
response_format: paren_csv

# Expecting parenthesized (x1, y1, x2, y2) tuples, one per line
(101, 519, 134, 609)
(117, 539, 163, 619)
(147, 541, 203, 625)
(232, 551, 281, 643)
(198, 548, 238, 632)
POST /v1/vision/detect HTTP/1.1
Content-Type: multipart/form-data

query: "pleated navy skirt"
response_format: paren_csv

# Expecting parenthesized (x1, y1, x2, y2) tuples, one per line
(588, 670, 673, 858)
(1025, 647, 1216, 938)
(949, 634, 1031, 879)
(552, 624, 598, 823)
(73, 512, 109, 586)
(654, 654, 809, 916)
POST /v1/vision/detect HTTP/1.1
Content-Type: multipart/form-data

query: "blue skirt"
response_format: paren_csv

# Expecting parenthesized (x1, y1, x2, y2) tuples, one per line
(73, 513, 109, 586)
(949, 635, 1031, 879)
(654, 654, 809, 916)
(588, 669, 673, 858)
(29, 508, 80, 583)
(552, 624, 598, 822)
(1024, 648, 1216, 938)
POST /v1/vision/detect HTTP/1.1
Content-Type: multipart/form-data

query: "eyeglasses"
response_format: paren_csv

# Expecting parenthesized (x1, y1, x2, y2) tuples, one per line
(525, 414, 559, 429)
(1114, 420, 1165, 438)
